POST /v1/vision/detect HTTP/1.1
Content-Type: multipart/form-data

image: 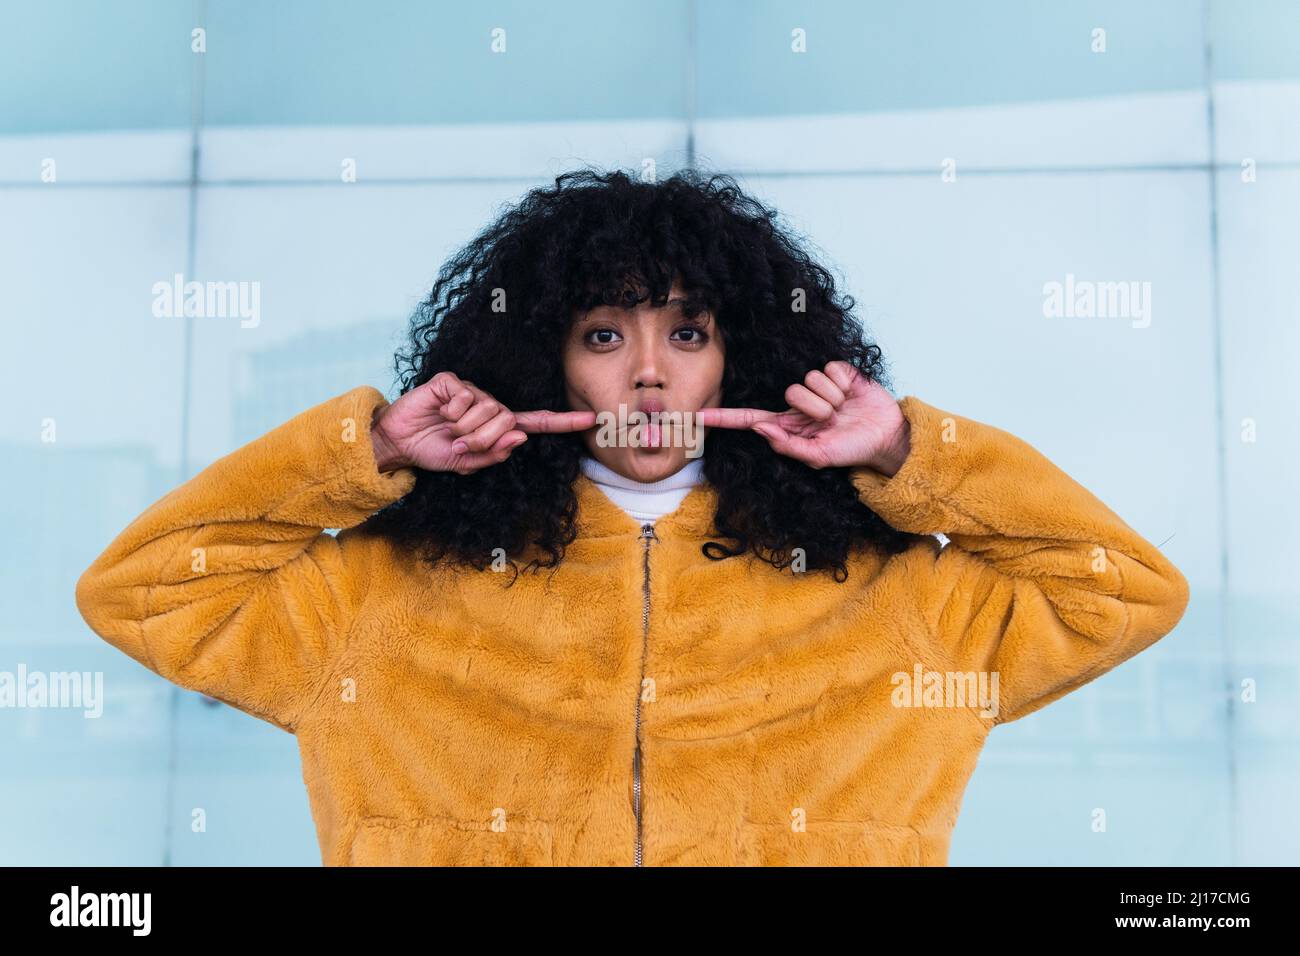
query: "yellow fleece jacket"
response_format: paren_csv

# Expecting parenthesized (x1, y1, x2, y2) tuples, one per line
(75, 385, 1190, 866)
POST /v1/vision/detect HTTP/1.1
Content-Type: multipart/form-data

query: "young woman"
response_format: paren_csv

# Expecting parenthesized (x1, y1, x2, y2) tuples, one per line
(76, 168, 1190, 867)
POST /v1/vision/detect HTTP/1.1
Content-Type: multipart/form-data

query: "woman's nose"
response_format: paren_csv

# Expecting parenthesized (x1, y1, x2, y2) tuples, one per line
(629, 337, 667, 389)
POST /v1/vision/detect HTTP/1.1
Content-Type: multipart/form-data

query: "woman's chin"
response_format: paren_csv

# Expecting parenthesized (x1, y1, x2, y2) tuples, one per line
(619, 447, 683, 481)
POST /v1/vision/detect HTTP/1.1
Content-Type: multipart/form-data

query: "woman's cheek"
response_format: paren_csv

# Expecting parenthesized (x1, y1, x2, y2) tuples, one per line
(567, 383, 598, 414)
(561, 365, 595, 411)
(570, 372, 616, 415)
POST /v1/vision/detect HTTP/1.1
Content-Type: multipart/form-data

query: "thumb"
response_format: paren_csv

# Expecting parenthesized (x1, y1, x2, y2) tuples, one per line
(752, 422, 826, 466)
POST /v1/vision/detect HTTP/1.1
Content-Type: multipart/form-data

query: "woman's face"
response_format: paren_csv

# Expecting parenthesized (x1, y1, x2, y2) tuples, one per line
(563, 280, 725, 482)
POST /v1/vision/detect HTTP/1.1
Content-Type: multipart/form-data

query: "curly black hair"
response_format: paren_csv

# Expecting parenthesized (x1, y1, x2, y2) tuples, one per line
(367, 166, 924, 582)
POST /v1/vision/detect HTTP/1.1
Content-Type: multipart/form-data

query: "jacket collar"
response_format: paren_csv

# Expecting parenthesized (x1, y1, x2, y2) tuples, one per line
(574, 472, 719, 540)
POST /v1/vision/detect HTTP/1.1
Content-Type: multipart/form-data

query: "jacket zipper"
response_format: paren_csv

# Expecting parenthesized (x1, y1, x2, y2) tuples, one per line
(633, 521, 656, 866)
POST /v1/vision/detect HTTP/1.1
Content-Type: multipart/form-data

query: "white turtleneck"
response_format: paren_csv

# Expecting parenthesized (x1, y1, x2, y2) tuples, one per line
(579, 455, 705, 525)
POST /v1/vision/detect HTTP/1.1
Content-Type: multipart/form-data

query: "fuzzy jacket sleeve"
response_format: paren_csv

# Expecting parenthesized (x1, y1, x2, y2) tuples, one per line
(850, 396, 1190, 727)
(75, 385, 417, 733)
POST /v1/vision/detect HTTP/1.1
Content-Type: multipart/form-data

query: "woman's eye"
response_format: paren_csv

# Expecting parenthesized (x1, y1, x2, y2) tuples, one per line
(586, 328, 621, 346)
(672, 326, 708, 344)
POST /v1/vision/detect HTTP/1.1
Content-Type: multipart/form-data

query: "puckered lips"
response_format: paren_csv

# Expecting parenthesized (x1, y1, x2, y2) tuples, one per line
(634, 397, 667, 447)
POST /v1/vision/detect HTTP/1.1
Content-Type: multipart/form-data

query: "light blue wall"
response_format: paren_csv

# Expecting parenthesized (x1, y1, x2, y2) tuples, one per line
(17, 0, 1294, 134)
(0, 0, 192, 133)
(2, 0, 1296, 866)
(697, 0, 1208, 116)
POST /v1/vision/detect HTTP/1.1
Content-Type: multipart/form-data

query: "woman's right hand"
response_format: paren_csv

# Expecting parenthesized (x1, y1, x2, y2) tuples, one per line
(370, 371, 597, 475)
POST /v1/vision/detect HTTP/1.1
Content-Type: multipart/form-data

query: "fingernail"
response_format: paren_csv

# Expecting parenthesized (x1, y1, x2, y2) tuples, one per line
(452, 440, 468, 453)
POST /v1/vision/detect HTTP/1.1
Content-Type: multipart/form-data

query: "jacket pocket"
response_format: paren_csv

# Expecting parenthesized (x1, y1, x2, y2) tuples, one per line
(736, 818, 921, 866)
(347, 815, 554, 866)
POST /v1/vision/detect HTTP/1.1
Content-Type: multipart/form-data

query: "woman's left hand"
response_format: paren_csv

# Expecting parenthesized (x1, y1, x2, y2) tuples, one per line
(696, 360, 912, 475)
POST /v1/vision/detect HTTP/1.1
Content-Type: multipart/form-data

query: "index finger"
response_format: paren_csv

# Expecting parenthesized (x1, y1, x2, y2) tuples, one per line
(513, 409, 599, 434)
(695, 407, 781, 430)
